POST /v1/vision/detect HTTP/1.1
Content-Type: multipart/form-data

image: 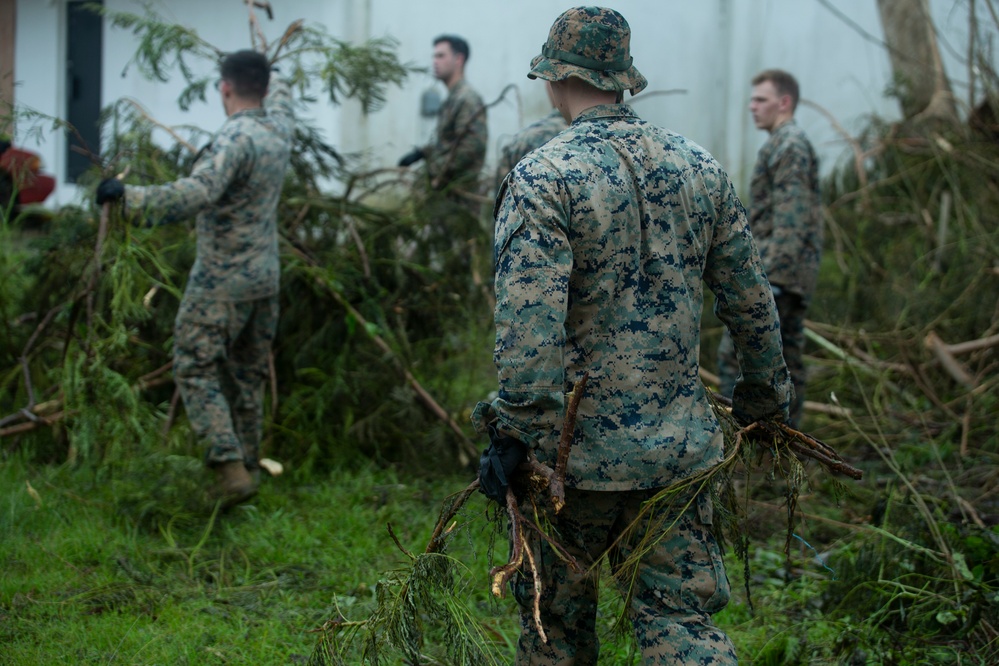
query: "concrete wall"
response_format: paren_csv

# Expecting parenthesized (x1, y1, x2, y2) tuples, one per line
(8, 0, 990, 207)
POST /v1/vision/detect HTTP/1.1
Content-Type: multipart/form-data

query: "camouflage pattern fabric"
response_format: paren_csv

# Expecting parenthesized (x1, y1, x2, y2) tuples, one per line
(527, 6, 647, 96)
(492, 109, 567, 193)
(716, 119, 820, 427)
(475, 103, 792, 492)
(174, 296, 278, 468)
(718, 290, 807, 427)
(511, 488, 736, 665)
(748, 119, 822, 301)
(422, 79, 487, 194)
(124, 78, 293, 468)
(124, 78, 294, 301)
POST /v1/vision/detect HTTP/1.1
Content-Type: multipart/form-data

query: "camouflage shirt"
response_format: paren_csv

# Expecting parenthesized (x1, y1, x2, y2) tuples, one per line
(124, 78, 294, 301)
(422, 79, 487, 191)
(492, 109, 567, 192)
(749, 119, 822, 300)
(477, 104, 792, 492)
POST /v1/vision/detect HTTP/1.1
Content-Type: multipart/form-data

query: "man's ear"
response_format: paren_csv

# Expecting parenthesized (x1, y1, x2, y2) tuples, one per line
(780, 94, 794, 112)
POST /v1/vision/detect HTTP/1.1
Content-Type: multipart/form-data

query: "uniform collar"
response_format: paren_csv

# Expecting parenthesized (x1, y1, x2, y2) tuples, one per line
(230, 107, 265, 120)
(770, 117, 797, 135)
(571, 103, 637, 125)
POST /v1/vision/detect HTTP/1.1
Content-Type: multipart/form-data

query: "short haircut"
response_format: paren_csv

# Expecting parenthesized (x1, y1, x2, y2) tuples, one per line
(433, 34, 470, 63)
(752, 69, 800, 109)
(220, 50, 270, 100)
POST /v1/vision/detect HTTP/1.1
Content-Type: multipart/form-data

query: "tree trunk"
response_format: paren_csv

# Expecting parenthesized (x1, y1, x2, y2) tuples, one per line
(877, 0, 960, 124)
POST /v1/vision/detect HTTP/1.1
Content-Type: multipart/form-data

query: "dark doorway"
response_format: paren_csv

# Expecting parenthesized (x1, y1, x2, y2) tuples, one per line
(65, 0, 103, 183)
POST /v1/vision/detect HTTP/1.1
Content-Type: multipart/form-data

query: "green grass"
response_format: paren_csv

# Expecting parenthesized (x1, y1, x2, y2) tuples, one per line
(0, 451, 843, 665)
(0, 456, 517, 664)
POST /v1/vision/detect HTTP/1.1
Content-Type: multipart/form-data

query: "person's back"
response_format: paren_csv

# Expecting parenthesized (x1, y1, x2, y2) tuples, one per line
(749, 118, 821, 302)
(477, 10, 790, 662)
(499, 105, 780, 488)
(99, 50, 295, 506)
(127, 75, 293, 301)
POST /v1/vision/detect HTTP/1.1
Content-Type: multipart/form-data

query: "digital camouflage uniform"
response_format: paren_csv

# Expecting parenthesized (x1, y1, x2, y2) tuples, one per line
(422, 78, 487, 198)
(474, 8, 792, 664)
(492, 109, 567, 193)
(124, 78, 293, 471)
(717, 118, 821, 426)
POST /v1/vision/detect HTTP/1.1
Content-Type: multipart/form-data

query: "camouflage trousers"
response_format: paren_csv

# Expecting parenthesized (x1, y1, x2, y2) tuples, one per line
(511, 487, 736, 665)
(173, 294, 278, 470)
(717, 287, 807, 427)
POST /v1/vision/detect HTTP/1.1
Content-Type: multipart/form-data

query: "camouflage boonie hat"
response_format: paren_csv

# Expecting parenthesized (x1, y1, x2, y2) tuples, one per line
(528, 6, 647, 96)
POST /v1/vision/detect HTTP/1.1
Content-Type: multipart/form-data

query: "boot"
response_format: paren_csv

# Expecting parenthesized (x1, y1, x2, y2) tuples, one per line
(213, 461, 258, 509)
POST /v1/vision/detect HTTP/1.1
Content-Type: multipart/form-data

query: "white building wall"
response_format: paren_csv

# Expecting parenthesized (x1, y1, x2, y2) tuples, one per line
(10, 0, 989, 208)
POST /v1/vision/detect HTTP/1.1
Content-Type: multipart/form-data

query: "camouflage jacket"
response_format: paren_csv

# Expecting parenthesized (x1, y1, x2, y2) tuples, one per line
(475, 104, 792, 492)
(124, 78, 294, 302)
(422, 79, 487, 191)
(492, 109, 567, 192)
(749, 119, 822, 301)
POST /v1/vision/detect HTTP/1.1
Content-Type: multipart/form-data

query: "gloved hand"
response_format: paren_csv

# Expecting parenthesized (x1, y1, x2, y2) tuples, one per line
(0, 138, 10, 155)
(95, 178, 125, 205)
(398, 148, 424, 167)
(478, 424, 528, 504)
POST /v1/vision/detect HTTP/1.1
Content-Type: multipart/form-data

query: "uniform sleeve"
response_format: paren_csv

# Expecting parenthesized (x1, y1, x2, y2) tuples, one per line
(124, 129, 252, 225)
(488, 159, 572, 443)
(264, 77, 295, 138)
(704, 173, 793, 422)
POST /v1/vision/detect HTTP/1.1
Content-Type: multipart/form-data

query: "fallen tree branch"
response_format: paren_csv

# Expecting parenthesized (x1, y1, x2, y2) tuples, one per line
(925, 331, 977, 390)
(283, 237, 478, 465)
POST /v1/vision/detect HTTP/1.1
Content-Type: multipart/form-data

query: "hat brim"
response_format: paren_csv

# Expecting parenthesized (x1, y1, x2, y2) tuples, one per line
(528, 54, 648, 96)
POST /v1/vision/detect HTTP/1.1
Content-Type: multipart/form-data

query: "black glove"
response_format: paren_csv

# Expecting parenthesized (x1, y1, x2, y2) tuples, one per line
(478, 424, 528, 504)
(95, 178, 125, 205)
(0, 139, 10, 155)
(398, 148, 424, 167)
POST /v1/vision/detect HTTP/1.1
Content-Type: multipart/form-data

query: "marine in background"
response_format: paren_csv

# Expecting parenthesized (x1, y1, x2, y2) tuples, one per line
(96, 50, 294, 507)
(717, 68, 822, 428)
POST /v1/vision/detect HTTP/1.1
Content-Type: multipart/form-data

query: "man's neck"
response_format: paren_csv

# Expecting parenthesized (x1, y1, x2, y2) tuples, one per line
(565, 94, 618, 122)
(226, 99, 262, 117)
(768, 114, 794, 134)
(445, 73, 464, 91)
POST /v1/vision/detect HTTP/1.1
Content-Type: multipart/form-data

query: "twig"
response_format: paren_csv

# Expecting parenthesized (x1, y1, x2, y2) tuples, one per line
(490, 489, 526, 598)
(0, 305, 62, 429)
(801, 99, 874, 199)
(386, 522, 415, 560)
(121, 98, 198, 154)
(0, 410, 74, 438)
(549, 373, 588, 514)
(425, 480, 479, 555)
(162, 387, 182, 437)
(245, 0, 271, 53)
(270, 20, 304, 63)
(135, 361, 173, 390)
(344, 215, 371, 279)
(521, 529, 547, 645)
(284, 238, 478, 465)
(939, 331, 999, 356)
(925, 331, 977, 389)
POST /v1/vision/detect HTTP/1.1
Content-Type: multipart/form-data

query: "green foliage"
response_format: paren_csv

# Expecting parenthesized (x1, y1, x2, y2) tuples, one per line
(95, 2, 414, 114)
(1, 3, 491, 478)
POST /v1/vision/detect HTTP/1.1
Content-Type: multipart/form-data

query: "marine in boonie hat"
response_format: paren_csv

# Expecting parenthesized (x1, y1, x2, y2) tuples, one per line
(528, 6, 647, 96)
